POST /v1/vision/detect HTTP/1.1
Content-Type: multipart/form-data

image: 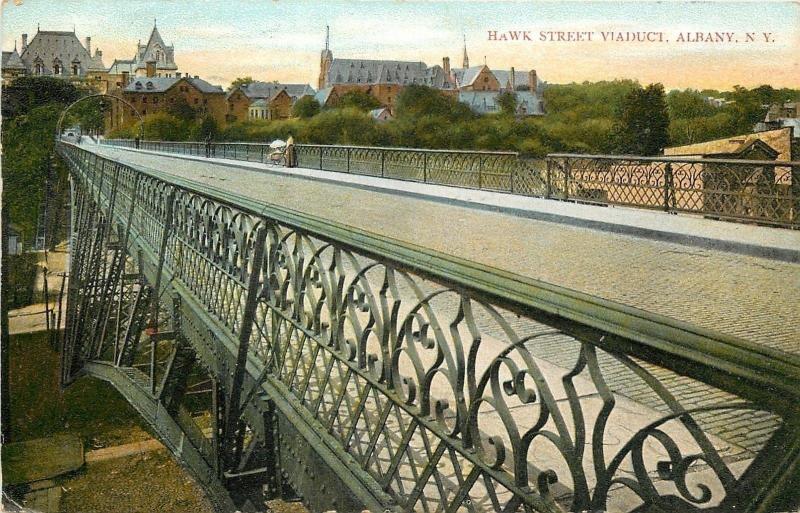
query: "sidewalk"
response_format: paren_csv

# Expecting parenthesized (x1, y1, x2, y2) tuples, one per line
(110, 144, 800, 263)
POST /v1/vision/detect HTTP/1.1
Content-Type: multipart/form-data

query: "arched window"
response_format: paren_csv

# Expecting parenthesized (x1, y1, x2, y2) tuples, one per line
(34, 58, 44, 75)
(53, 59, 62, 75)
(72, 63, 79, 75)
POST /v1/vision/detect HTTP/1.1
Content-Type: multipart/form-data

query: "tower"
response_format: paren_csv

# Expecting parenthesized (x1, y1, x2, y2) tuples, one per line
(462, 34, 469, 68)
(318, 25, 333, 90)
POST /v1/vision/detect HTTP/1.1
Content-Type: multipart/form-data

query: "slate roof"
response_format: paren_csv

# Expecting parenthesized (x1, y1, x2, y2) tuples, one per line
(250, 99, 268, 108)
(133, 25, 177, 71)
(125, 76, 224, 94)
(325, 58, 451, 88)
(314, 87, 335, 106)
(452, 66, 545, 92)
(19, 30, 106, 75)
(108, 59, 136, 74)
(457, 91, 544, 116)
(236, 81, 315, 102)
(2, 49, 26, 69)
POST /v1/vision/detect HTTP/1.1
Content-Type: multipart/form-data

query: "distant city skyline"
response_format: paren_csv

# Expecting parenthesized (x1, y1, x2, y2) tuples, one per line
(2, 0, 798, 90)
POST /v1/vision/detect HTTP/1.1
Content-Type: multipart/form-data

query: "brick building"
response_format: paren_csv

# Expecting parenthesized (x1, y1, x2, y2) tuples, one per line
(226, 81, 315, 122)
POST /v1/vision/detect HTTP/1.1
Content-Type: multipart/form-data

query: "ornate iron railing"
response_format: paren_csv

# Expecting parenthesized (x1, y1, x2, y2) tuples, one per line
(100, 139, 798, 228)
(59, 140, 800, 512)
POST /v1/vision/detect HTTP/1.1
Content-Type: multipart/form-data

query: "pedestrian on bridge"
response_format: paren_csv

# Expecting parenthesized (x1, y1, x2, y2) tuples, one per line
(286, 134, 296, 167)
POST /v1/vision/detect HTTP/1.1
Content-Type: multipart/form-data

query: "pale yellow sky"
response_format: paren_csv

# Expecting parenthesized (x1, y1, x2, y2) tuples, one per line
(3, 1, 798, 90)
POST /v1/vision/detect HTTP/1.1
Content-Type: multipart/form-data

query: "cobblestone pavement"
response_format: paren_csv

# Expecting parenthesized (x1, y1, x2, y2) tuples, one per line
(92, 145, 800, 356)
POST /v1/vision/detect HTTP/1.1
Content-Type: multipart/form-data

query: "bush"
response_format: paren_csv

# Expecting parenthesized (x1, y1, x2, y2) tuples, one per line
(5, 253, 38, 309)
(292, 96, 321, 119)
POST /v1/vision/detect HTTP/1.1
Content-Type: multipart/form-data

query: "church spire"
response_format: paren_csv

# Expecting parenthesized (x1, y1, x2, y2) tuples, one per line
(325, 24, 329, 52)
(462, 34, 469, 68)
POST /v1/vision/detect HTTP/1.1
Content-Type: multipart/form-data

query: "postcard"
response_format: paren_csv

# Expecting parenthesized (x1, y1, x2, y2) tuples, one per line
(1, 1, 799, 512)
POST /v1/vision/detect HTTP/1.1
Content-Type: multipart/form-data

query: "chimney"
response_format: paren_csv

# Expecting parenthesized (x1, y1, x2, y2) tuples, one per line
(528, 69, 537, 93)
(510, 66, 516, 91)
(146, 60, 156, 78)
(194, 75, 199, 79)
(442, 56, 450, 77)
(176, 72, 182, 78)
(85, 36, 91, 55)
(95, 49, 102, 58)
(21, 33, 28, 51)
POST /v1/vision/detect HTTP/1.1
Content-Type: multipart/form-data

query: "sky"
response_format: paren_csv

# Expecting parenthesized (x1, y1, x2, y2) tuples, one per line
(1, 0, 798, 91)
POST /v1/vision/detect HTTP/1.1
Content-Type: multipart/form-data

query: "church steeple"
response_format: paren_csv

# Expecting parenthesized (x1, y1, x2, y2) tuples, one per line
(462, 34, 469, 68)
(319, 25, 333, 90)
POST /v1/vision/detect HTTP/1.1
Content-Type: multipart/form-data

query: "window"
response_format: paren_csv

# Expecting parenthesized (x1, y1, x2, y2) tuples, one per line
(53, 64, 61, 75)
(72, 64, 79, 75)
(484, 76, 489, 82)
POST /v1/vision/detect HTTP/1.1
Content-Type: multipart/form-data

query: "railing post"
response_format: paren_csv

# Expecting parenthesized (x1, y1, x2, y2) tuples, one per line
(149, 187, 176, 395)
(546, 159, 552, 199)
(664, 162, 674, 212)
(479, 156, 484, 189)
(319, 147, 323, 170)
(223, 225, 268, 471)
(347, 147, 351, 173)
(381, 150, 385, 177)
(423, 153, 428, 182)
(510, 161, 516, 194)
(563, 159, 570, 200)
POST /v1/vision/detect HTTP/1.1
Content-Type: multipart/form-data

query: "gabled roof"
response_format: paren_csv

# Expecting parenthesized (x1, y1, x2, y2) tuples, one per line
(108, 59, 136, 74)
(325, 58, 449, 88)
(236, 81, 315, 101)
(134, 23, 177, 71)
(2, 48, 25, 69)
(124, 76, 223, 94)
(314, 87, 335, 106)
(452, 66, 487, 88)
(19, 29, 105, 74)
(457, 91, 544, 116)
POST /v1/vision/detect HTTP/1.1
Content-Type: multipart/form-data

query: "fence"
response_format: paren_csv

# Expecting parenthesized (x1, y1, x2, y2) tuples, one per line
(59, 140, 800, 512)
(100, 139, 799, 228)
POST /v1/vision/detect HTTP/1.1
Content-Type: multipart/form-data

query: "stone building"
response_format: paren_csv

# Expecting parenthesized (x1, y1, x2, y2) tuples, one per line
(316, 28, 544, 116)
(106, 22, 180, 94)
(110, 75, 227, 131)
(2, 28, 106, 85)
(227, 81, 315, 122)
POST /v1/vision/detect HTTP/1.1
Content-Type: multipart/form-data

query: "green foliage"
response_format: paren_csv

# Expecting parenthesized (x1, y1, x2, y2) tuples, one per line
(8, 332, 148, 446)
(5, 253, 38, 308)
(192, 115, 219, 140)
(166, 97, 197, 122)
(1, 76, 82, 119)
(292, 96, 321, 119)
(396, 85, 474, 122)
(496, 91, 518, 116)
(666, 89, 715, 119)
(1, 103, 64, 242)
(140, 112, 192, 141)
(614, 83, 670, 155)
(332, 90, 381, 111)
(228, 76, 255, 92)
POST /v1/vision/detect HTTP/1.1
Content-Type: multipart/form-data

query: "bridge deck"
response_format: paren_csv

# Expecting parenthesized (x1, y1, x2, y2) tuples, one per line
(88, 144, 800, 357)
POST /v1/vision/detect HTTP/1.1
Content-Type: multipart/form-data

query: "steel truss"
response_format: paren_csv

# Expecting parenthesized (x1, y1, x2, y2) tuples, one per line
(58, 140, 800, 513)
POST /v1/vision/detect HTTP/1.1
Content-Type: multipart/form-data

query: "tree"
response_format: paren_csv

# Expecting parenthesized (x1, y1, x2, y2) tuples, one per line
(496, 91, 518, 116)
(395, 85, 474, 122)
(228, 76, 255, 92)
(166, 97, 197, 122)
(666, 89, 715, 119)
(194, 116, 219, 140)
(1, 76, 82, 119)
(292, 96, 321, 118)
(333, 90, 381, 112)
(614, 83, 670, 155)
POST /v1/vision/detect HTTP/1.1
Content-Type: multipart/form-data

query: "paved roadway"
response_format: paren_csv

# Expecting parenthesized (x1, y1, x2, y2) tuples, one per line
(89, 144, 800, 356)
(83, 144, 800, 508)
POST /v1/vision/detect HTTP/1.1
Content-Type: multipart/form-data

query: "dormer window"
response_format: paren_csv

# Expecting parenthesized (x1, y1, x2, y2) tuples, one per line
(146, 81, 154, 90)
(135, 82, 143, 90)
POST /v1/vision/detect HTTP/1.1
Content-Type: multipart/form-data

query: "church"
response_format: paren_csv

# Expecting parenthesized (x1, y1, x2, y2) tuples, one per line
(317, 28, 545, 116)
